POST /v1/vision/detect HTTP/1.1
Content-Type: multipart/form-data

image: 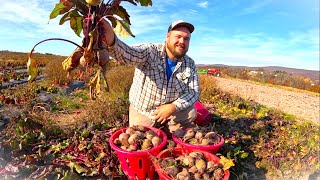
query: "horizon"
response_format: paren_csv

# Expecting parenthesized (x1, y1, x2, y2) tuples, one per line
(0, 0, 319, 71)
(1, 49, 319, 72)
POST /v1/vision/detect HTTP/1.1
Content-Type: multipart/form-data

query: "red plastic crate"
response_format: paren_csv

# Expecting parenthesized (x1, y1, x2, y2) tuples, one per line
(194, 101, 211, 126)
(109, 126, 167, 180)
(154, 147, 230, 180)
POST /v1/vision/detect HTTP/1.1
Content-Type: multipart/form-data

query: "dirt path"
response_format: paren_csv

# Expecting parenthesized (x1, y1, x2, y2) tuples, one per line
(214, 77, 320, 125)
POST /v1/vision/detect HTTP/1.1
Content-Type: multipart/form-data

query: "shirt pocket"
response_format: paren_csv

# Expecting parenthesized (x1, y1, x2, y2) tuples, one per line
(140, 60, 163, 75)
(174, 72, 189, 93)
(142, 61, 165, 90)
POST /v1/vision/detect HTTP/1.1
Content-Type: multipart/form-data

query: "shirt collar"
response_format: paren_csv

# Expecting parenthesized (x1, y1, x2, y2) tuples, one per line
(160, 42, 166, 59)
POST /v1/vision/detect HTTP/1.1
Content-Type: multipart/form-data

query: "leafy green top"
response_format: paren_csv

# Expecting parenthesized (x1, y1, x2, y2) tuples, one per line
(49, 0, 152, 37)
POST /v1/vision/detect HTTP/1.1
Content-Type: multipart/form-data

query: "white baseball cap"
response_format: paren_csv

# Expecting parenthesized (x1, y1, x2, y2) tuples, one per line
(168, 20, 194, 33)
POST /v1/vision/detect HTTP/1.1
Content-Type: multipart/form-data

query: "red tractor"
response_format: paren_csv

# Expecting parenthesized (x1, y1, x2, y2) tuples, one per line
(207, 68, 221, 77)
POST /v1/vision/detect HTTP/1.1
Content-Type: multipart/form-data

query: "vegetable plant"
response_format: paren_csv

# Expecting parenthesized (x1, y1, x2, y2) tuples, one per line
(27, 0, 152, 98)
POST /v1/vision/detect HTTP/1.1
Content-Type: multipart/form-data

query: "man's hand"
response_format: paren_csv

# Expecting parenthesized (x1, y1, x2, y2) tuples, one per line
(151, 104, 176, 124)
(83, 17, 115, 46)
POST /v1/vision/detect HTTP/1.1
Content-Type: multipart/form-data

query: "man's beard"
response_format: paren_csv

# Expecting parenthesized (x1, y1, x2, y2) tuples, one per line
(166, 43, 188, 59)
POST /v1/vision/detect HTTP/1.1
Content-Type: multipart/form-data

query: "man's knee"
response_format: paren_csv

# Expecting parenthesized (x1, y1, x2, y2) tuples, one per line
(129, 105, 154, 127)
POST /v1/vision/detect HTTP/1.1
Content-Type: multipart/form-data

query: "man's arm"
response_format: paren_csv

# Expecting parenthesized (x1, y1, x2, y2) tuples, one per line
(152, 63, 200, 124)
(98, 19, 151, 65)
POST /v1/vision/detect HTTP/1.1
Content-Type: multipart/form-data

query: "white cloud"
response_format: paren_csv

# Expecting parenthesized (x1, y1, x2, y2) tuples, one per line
(288, 29, 319, 47)
(0, 0, 79, 37)
(149, 0, 178, 11)
(197, 1, 208, 8)
(239, 0, 273, 15)
(0, 0, 84, 55)
(189, 28, 319, 70)
(189, 9, 198, 14)
(0, 0, 50, 23)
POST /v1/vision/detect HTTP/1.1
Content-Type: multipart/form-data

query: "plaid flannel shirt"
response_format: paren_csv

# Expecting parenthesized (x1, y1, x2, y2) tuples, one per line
(107, 37, 200, 118)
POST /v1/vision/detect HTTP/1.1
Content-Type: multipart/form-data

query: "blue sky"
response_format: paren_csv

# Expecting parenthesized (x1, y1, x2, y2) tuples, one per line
(0, 0, 319, 70)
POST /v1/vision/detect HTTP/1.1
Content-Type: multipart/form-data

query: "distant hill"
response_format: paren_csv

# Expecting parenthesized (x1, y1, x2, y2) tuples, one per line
(253, 66, 319, 81)
(197, 64, 320, 81)
(1, 50, 319, 81)
(0, 50, 65, 60)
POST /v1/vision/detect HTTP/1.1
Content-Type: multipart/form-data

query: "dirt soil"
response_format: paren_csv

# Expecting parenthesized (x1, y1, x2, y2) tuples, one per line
(214, 77, 320, 125)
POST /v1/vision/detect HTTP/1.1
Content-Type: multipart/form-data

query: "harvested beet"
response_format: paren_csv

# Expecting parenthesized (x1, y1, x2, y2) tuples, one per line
(156, 149, 226, 180)
(175, 127, 221, 146)
(113, 126, 164, 151)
